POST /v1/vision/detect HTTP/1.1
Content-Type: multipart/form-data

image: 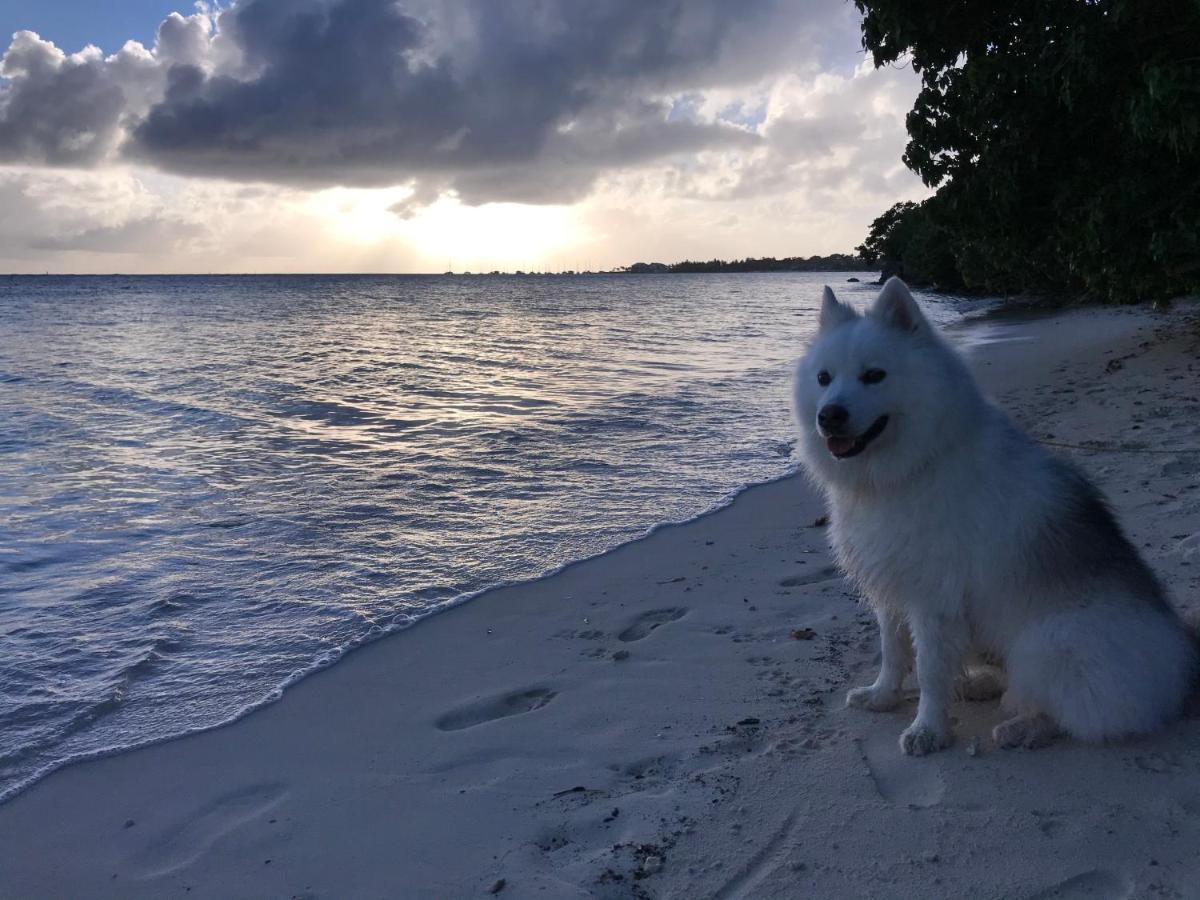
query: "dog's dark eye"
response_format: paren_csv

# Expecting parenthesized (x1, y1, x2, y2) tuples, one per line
(816, 370, 831, 387)
(860, 369, 887, 385)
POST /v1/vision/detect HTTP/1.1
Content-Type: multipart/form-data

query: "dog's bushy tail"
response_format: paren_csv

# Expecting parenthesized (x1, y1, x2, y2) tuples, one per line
(1182, 607, 1200, 717)
(1184, 606, 1200, 649)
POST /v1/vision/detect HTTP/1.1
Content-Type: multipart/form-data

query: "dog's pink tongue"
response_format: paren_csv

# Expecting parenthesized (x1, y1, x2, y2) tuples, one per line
(826, 435, 855, 457)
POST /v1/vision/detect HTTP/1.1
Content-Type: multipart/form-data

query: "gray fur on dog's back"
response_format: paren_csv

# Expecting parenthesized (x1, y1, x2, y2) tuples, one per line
(1030, 452, 1169, 609)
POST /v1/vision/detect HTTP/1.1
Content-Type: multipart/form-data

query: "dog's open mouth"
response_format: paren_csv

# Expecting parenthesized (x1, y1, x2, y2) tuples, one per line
(826, 415, 889, 459)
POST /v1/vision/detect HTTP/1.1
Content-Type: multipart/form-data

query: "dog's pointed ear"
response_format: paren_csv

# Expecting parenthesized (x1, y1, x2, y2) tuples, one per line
(870, 277, 926, 333)
(819, 286, 858, 332)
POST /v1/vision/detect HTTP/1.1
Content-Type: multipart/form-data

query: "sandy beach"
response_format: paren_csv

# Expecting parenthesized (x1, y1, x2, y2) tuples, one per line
(2, 301, 1199, 899)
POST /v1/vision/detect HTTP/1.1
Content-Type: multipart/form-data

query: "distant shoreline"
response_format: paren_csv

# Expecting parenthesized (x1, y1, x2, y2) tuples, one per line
(623, 253, 869, 274)
(1, 266, 879, 278)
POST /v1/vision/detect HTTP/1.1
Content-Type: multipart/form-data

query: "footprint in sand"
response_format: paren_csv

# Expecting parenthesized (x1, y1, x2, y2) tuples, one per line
(1025, 870, 1132, 900)
(855, 732, 945, 808)
(1162, 458, 1197, 478)
(1174, 789, 1200, 816)
(1131, 752, 1183, 774)
(711, 809, 799, 900)
(618, 607, 688, 642)
(435, 687, 558, 732)
(778, 566, 841, 588)
(128, 783, 288, 878)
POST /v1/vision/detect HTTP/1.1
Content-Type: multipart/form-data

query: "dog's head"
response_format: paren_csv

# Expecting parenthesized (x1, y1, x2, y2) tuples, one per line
(794, 277, 972, 491)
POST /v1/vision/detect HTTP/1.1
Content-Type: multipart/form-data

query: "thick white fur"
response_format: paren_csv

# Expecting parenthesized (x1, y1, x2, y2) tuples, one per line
(795, 278, 1197, 754)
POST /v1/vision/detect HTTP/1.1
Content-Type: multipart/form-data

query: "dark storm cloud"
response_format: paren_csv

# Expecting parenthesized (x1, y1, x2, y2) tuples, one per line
(0, 32, 131, 165)
(0, 0, 840, 203)
(0, 12, 217, 167)
(128, 0, 785, 194)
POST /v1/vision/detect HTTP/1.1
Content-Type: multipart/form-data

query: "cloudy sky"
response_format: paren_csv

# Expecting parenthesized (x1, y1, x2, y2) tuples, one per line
(0, 0, 926, 273)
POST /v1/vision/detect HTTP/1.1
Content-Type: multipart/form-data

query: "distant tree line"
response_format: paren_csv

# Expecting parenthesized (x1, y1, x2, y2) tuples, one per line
(854, 0, 1200, 302)
(625, 254, 868, 274)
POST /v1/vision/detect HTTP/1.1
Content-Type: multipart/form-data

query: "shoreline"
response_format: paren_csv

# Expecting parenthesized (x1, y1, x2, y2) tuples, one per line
(0, 268, 846, 809)
(2, 302, 1199, 897)
(0, 465, 803, 809)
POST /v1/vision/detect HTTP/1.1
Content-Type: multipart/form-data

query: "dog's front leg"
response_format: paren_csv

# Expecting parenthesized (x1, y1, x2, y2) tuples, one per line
(846, 604, 911, 711)
(900, 611, 967, 756)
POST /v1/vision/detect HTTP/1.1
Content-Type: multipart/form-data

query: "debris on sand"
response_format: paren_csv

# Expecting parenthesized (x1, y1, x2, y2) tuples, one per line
(552, 785, 590, 798)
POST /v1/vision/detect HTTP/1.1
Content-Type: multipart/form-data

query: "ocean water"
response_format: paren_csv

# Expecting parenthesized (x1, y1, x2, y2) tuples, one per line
(0, 272, 978, 800)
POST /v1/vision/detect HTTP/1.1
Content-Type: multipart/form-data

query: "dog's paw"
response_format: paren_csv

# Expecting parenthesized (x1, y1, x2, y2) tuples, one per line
(993, 714, 1059, 750)
(899, 721, 953, 756)
(846, 684, 902, 712)
(956, 668, 1005, 702)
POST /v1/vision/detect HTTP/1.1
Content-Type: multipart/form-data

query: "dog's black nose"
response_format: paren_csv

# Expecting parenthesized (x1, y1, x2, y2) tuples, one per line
(818, 404, 849, 431)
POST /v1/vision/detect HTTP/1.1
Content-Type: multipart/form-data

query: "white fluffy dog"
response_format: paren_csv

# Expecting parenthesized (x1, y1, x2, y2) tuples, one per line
(794, 278, 1197, 755)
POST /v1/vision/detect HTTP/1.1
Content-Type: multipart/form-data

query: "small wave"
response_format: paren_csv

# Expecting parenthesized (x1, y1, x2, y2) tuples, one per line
(199, 518, 253, 529)
(372, 417, 437, 431)
(0, 553, 66, 575)
(279, 399, 380, 426)
(0, 688, 127, 768)
(149, 592, 208, 613)
(551, 459, 617, 472)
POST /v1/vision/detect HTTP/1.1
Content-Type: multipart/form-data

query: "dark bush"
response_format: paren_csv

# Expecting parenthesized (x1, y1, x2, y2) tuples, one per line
(856, 0, 1200, 302)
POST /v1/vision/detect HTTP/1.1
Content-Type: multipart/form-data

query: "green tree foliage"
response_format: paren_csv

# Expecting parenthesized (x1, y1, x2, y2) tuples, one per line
(856, 201, 921, 265)
(858, 200, 961, 289)
(856, 0, 1200, 301)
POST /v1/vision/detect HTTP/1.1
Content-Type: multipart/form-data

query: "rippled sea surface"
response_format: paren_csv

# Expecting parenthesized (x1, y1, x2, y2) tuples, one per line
(0, 272, 975, 799)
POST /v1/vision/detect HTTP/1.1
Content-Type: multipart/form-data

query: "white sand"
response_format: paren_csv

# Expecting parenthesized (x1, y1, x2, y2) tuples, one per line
(2, 302, 1199, 899)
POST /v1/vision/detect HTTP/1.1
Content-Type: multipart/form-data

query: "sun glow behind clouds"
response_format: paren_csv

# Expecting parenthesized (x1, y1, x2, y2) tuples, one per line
(307, 188, 589, 272)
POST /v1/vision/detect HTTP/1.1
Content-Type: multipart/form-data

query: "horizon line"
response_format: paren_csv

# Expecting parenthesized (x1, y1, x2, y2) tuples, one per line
(0, 268, 876, 278)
